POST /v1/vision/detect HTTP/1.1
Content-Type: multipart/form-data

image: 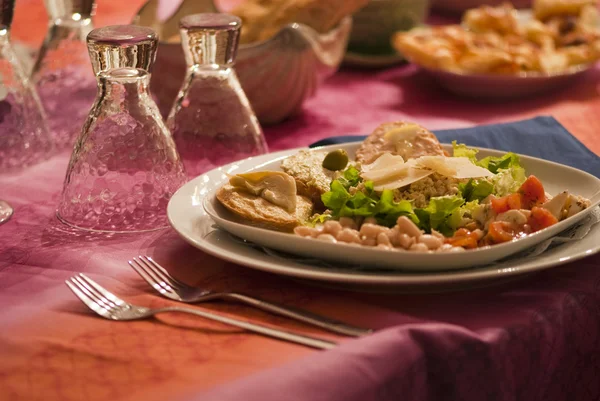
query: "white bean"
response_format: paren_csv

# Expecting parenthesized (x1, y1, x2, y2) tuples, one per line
(360, 223, 387, 240)
(448, 246, 465, 253)
(294, 226, 315, 237)
(377, 244, 391, 250)
(336, 228, 361, 244)
(339, 217, 358, 230)
(409, 243, 429, 252)
(398, 233, 414, 249)
(362, 238, 377, 247)
(363, 217, 378, 225)
(418, 234, 443, 250)
(323, 220, 343, 236)
(377, 232, 392, 247)
(431, 229, 445, 240)
(316, 234, 337, 243)
(439, 244, 455, 252)
(396, 216, 422, 238)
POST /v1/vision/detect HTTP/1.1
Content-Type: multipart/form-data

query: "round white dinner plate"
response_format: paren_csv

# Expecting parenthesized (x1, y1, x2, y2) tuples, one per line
(167, 143, 600, 292)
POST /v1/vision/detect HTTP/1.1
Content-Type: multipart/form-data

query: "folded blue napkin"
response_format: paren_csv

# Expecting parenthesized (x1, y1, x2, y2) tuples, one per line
(309, 116, 600, 178)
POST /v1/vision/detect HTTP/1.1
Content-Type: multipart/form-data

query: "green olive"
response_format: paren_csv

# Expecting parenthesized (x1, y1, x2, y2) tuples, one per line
(322, 149, 349, 171)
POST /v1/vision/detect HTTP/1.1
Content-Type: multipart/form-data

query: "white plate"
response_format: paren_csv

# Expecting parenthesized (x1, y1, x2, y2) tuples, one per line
(168, 143, 600, 290)
(199, 143, 600, 270)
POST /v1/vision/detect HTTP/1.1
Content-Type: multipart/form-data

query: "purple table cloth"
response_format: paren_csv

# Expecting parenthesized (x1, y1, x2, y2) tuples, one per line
(2, 66, 600, 401)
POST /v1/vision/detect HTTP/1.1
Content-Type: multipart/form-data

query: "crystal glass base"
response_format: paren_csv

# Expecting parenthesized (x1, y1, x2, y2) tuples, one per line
(55, 211, 168, 233)
(57, 109, 186, 233)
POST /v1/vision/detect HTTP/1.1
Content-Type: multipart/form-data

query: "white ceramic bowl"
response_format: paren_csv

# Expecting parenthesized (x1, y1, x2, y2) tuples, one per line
(134, 0, 352, 125)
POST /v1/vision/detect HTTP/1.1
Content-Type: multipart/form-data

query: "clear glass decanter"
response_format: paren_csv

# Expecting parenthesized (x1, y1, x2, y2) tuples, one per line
(167, 13, 268, 178)
(57, 25, 187, 232)
(31, 0, 97, 151)
(0, 0, 53, 172)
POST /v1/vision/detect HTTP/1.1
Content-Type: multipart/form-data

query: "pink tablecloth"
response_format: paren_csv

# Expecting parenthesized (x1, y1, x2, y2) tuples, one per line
(3, 0, 600, 395)
(2, 62, 600, 401)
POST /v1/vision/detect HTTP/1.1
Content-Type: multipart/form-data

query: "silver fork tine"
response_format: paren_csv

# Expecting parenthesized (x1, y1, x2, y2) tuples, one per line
(137, 256, 180, 290)
(78, 274, 124, 306)
(142, 256, 187, 287)
(129, 258, 167, 291)
(71, 275, 111, 307)
(66, 279, 95, 307)
(67, 277, 113, 317)
(129, 258, 177, 296)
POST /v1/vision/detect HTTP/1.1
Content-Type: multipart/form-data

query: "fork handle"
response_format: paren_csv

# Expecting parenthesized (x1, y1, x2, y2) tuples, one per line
(154, 306, 337, 350)
(213, 293, 372, 337)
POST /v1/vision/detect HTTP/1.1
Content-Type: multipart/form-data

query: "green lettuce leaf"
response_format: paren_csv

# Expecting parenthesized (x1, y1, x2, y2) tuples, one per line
(459, 179, 494, 202)
(321, 174, 417, 227)
(492, 166, 527, 196)
(452, 141, 478, 163)
(452, 142, 527, 197)
(374, 190, 415, 227)
(477, 152, 521, 174)
(415, 195, 465, 236)
(337, 165, 361, 189)
(447, 200, 480, 230)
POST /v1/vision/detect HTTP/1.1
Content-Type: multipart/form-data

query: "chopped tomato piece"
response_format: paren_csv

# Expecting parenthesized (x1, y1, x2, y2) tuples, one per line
(487, 221, 515, 244)
(446, 228, 479, 249)
(491, 195, 510, 214)
(447, 236, 478, 249)
(491, 193, 522, 214)
(507, 193, 522, 210)
(528, 206, 558, 232)
(519, 175, 545, 209)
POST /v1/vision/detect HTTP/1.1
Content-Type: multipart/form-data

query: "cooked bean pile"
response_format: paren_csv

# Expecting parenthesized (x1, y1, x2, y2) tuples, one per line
(294, 216, 480, 252)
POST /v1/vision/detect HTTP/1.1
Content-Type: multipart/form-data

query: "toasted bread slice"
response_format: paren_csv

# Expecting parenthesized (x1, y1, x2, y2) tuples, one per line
(280, 150, 335, 208)
(216, 185, 313, 232)
(355, 121, 447, 164)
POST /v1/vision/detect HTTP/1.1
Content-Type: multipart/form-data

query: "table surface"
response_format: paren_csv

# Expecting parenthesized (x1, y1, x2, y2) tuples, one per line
(2, 1, 600, 401)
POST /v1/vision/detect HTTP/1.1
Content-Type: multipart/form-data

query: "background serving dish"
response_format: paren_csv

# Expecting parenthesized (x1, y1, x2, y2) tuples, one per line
(134, 0, 352, 125)
(168, 142, 600, 272)
(399, 9, 599, 98)
(421, 65, 591, 98)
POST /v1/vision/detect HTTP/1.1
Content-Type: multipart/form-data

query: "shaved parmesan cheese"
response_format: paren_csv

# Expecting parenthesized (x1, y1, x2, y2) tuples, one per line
(360, 152, 494, 191)
(372, 168, 434, 191)
(362, 154, 410, 182)
(383, 124, 421, 156)
(383, 124, 420, 142)
(416, 156, 494, 179)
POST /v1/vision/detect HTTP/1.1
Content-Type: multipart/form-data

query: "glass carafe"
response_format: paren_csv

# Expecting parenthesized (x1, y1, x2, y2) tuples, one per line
(0, 0, 53, 172)
(31, 0, 97, 151)
(167, 13, 268, 178)
(57, 25, 187, 232)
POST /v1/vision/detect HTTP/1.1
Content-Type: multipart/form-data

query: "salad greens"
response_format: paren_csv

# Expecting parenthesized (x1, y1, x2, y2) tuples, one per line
(321, 167, 417, 227)
(318, 143, 527, 235)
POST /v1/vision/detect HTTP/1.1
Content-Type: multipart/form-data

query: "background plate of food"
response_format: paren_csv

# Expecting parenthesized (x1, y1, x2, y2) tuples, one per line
(168, 122, 600, 275)
(393, 0, 600, 97)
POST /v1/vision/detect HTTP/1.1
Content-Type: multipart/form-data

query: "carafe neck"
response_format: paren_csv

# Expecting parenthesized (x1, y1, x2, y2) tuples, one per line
(97, 68, 151, 106)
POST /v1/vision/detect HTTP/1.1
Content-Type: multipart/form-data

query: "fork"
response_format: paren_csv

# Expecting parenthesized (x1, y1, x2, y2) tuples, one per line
(129, 256, 371, 337)
(66, 273, 336, 350)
